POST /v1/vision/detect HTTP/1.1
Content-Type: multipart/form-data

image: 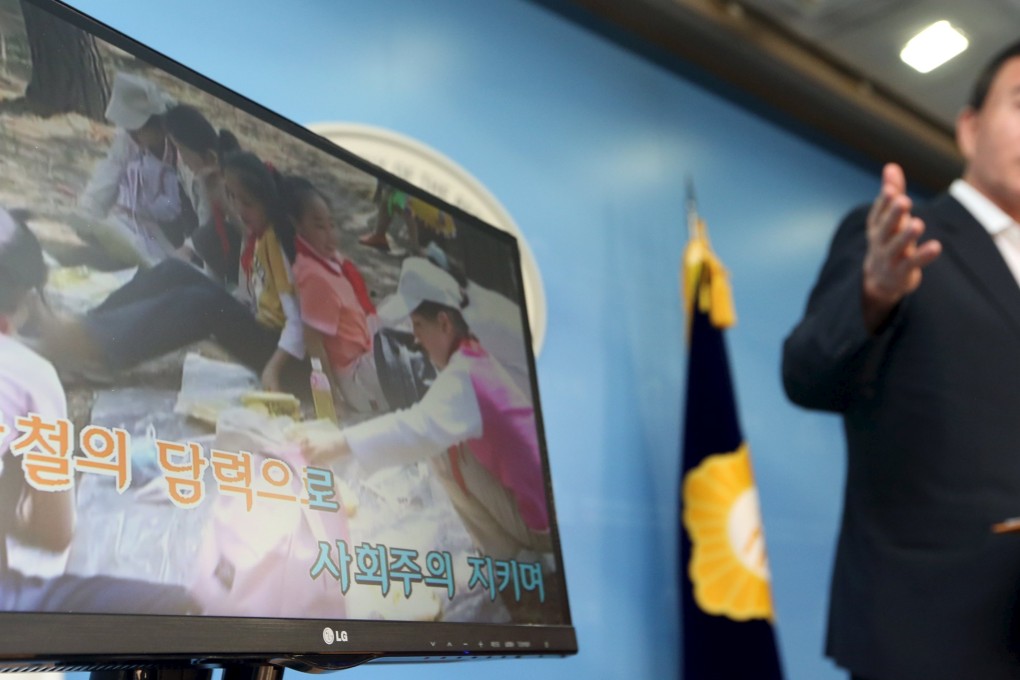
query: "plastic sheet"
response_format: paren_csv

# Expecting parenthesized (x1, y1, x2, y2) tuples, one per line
(336, 457, 509, 623)
(66, 372, 507, 622)
(67, 387, 214, 585)
(174, 352, 260, 425)
(45, 265, 137, 315)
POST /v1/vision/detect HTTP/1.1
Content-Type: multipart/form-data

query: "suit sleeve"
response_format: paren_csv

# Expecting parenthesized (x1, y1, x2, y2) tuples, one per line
(782, 205, 904, 413)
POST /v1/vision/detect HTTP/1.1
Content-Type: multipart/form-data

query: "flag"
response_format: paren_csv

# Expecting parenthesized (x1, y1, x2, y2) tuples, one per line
(679, 213, 784, 679)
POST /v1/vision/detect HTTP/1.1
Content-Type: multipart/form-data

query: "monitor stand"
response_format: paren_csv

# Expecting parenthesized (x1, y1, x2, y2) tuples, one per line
(223, 665, 284, 680)
(90, 664, 284, 680)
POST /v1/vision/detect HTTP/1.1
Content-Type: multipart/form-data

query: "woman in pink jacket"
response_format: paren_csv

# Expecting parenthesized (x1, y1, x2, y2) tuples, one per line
(306, 257, 550, 562)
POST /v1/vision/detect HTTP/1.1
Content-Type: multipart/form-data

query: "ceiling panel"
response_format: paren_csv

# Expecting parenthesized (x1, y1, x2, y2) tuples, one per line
(737, 0, 1020, 128)
(537, 0, 995, 188)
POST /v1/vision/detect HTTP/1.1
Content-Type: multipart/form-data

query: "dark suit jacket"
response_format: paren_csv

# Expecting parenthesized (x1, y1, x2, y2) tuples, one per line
(783, 193, 1020, 680)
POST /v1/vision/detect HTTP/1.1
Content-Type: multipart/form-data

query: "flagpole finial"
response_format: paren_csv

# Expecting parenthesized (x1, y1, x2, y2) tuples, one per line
(685, 176, 698, 239)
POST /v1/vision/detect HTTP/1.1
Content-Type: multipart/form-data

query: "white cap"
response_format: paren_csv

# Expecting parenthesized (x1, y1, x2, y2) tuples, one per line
(378, 257, 463, 323)
(105, 72, 174, 131)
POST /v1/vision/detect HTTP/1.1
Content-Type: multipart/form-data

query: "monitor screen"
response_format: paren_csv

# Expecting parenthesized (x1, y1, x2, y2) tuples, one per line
(0, 0, 574, 671)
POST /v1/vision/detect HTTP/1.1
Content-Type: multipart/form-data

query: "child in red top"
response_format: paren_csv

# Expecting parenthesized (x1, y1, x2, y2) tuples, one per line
(283, 176, 387, 414)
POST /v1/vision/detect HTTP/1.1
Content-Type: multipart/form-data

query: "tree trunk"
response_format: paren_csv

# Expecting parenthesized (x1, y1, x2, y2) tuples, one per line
(20, 1, 109, 119)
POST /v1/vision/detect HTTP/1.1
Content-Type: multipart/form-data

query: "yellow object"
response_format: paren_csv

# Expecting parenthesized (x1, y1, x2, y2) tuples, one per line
(250, 228, 294, 331)
(241, 391, 301, 419)
(682, 443, 774, 621)
(309, 357, 337, 423)
(48, 265, 92, 287)
(407, 196, 456, 238)
(186, 403, 221, 426)
(682, 217, 736, 331)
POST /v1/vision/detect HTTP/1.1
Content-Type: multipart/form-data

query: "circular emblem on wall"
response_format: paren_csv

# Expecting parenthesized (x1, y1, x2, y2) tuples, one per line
(307, 122, 547, 356)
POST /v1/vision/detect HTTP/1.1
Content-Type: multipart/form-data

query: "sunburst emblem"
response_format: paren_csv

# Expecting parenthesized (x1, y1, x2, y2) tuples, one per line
(682, 442, 774, 621)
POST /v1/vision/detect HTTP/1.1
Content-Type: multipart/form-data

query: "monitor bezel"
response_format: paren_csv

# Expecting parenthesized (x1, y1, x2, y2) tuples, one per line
(0, 0, 576, 669)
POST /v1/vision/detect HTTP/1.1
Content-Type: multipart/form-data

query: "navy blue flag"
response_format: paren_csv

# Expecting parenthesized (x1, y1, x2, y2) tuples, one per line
(679, 218, 784, 679)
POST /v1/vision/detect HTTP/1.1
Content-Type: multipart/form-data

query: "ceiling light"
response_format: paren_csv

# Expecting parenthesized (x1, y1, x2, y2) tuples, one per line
(900, 21, 969, 74)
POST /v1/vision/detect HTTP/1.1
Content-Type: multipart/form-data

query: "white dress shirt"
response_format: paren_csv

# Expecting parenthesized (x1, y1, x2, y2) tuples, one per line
(950, 179, 1020, 286)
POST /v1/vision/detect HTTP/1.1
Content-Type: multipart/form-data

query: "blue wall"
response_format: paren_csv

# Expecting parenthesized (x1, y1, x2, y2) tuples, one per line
(60, 1, 888, 678)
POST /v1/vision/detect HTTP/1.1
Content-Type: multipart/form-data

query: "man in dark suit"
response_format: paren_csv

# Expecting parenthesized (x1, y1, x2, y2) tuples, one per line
(783, 40, 1020, 680)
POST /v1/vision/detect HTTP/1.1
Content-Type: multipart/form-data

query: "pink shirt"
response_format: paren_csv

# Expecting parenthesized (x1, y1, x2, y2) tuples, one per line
(293, 247, 371, 375)
(0, 334, 67, 466)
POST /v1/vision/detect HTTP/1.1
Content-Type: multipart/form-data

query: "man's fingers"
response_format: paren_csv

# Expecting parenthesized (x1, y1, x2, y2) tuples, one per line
(883, 163, 906, 195)
(888, 238, 941, 283)
(868, 163, 910, 239)
(872, 206, 918, 261)
(869, 195, 912, 244)
(868, 187, 891, 229)
(911, 239, 942, 268)
(869, 217, 938, 287)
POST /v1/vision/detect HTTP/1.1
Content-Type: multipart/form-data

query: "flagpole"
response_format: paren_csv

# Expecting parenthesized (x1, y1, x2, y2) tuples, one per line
(685, 175, 698, 240)
(682, 176, 701, 329)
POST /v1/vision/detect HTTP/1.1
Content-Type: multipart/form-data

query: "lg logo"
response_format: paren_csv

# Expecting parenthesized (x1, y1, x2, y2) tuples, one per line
(322, 627, 349, 645)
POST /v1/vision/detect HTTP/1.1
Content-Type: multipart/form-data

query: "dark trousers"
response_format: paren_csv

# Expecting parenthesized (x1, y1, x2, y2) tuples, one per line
(84, 258, 278, 372)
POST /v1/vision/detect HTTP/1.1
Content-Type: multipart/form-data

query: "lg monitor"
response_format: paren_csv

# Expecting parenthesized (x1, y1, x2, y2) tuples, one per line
(0, 0, 575, 676)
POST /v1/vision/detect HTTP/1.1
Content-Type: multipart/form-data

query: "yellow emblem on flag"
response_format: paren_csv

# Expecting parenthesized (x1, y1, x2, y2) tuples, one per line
(682, 442, 774, 621)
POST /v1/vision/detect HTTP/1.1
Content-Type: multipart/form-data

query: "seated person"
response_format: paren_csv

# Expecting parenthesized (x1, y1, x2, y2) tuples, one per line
(284, 175, 388, 415)
(164, 103, 243, 284)
(41, 152, 305, 394)
(302, 258, 550, 563)
(415, 247, 532, 398)
(359, 183, 455, 254)
(76, 72, 183, 267)
(0, 208, 197, 614)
